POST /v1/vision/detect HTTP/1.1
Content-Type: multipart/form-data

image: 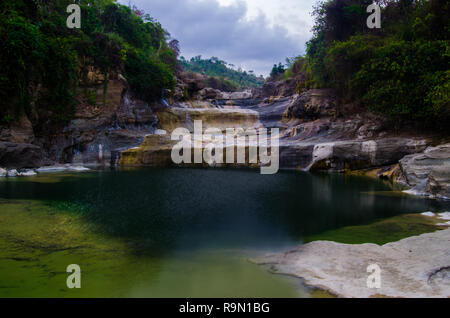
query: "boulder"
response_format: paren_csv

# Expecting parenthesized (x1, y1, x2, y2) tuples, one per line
(283, 89, 337, 121)
(198, 88, 222, 100)
(0, 167, 6, 177)
(0, 142, 43, 169)
(18, 169, 37, 177)
(7, 169, 18, 177)
(400, 144, 450, 199)
(252, 77, 300, 98)
(119, 134, 176, 167)
(225, 90, 253, 100)
(308, 138, 428, 172)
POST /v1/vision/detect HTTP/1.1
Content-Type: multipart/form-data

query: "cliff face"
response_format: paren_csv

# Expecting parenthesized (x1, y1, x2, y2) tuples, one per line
(0, 73, 159, 168)
(0, 74, 448, 199)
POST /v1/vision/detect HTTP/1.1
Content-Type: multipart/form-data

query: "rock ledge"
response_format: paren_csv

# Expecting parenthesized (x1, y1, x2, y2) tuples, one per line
(252, 229, 450, 298)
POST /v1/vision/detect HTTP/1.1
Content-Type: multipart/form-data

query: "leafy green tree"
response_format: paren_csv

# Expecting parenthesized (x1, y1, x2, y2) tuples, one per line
(0, 1, 179, 124)
(124, 51, 175, 102)
(302, 0, 450, 129)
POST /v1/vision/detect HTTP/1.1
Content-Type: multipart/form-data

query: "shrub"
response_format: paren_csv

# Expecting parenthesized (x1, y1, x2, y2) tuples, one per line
(124, 51, 175, 103)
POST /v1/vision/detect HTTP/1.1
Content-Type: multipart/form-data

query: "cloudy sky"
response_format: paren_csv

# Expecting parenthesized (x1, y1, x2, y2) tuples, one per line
(121, 0, 317, 76)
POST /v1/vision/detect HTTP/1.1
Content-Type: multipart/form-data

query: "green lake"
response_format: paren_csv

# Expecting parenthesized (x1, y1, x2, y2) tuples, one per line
(0, 168, 447, 297)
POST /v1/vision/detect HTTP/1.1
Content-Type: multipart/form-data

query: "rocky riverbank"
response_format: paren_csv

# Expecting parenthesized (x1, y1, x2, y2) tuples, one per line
(251, 213, 450, 298)
(1, 74, 449, 198)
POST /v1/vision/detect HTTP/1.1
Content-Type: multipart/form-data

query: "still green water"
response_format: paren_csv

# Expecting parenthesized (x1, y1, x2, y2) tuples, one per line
(0, 168, 446, 297)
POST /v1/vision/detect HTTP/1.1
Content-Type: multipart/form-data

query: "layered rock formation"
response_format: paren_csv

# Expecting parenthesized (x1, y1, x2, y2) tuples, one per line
(0, 142, 43, 169)
(400, 144, 450, 199)
(0, 73, 448, 200)
(1, 75, 160, 168)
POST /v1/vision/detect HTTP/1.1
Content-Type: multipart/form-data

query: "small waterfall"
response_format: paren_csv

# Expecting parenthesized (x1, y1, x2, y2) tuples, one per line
(161, 98, 169, 107)
(304, 142, 335, 171)
(403, 178, 429, 197)
(161, 88, 170, 107)
(98, 144, 103, 163)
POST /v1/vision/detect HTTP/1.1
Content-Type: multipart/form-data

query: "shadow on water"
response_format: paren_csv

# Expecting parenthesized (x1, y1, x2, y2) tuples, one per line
(0, 168, 446, 257)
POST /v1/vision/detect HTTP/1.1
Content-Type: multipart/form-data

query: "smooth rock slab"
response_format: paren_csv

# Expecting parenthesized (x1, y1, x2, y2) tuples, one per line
(400, 143, 450, 199)
(36, 165, 90, 173)
(6, 169, 18, 177)
(253, 229, 450, 298)
(18, 169, 37, 177)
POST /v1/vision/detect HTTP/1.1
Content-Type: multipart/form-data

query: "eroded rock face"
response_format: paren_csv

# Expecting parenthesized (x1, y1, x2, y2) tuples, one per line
(197, 88, 253, 101)
(119, 131, 267, 170)
(119, 134, 175, 167)
(283, 89, 338, 121)
(198, 87, 223, 100)
(156, 107, 261, 133)
(252, 229, 450, 298)
(40, 82, 159, 166)
(400, 144, 450, 199)
(305, 138, 428, 172)
(120, 104, 265, 168)
(0, 115, 35, 144)
(252, 78, 300, 99)
(0, 142, 43, 169)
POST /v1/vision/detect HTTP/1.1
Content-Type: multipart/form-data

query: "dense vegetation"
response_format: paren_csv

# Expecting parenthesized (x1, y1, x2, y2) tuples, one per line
(302, 0, 449, 129)
(180, 56, 264, 91)
(0, 0, 176, 125)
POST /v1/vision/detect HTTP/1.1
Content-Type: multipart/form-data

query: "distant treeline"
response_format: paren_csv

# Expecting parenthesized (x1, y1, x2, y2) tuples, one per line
(180, 56, 264, 91)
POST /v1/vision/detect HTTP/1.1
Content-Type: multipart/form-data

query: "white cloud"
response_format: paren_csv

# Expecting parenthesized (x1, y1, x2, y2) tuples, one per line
(121, 0, 316, 76)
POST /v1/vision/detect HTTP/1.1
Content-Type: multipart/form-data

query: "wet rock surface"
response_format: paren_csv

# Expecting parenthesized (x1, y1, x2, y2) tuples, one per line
(400, 144, 450, 199)
(0, 142, 43, 169)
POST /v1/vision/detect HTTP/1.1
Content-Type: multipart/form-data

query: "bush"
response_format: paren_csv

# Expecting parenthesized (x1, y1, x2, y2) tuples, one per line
(302, 0, 450, 129)
(0, 2, 178, 125)
(0, 12, 46, 117)
(124, 51, 175, 102)
(351, 40, 449, 125)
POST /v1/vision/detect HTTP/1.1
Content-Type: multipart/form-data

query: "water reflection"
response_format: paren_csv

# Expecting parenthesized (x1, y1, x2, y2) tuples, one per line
(0, 168, 445, 255)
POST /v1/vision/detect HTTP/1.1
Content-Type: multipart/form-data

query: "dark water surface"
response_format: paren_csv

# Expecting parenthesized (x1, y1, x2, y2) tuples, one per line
(0, 168, 445, 297)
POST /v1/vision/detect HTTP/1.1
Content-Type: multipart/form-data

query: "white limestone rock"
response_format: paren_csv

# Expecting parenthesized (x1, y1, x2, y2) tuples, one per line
(253, 229, 450, 298)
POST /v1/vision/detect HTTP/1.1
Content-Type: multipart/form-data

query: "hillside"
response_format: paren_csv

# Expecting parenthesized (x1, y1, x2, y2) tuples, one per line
(278, 0, 449, 131)
(0, 0, 176, 127)
(180, 56, 264, 90)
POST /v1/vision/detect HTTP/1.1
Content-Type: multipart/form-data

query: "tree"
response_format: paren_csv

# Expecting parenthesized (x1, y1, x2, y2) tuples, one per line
(168, 39, 180, 57)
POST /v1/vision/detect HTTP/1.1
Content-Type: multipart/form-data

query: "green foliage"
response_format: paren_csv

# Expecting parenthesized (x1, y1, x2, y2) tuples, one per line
(304, 0, 450, 129)
(102, 4, 165, 50)
(180, 56, 263, 90)
(85, 89, 98, 106)
(0, 0, 178, 124)
(270, 63, 286, 79)
(205, 76, 238, 91)
(124, 51, 175, 102)
(0, 11, 46, 116)
(351, 40, 449, 121)
(40, 36, 78, 121)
